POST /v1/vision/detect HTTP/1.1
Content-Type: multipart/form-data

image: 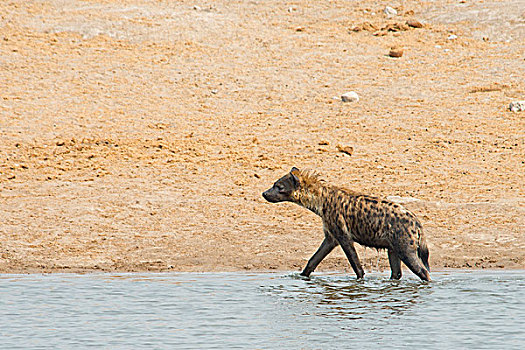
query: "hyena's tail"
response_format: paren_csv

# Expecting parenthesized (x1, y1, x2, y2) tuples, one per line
(418, 237, 430, 272)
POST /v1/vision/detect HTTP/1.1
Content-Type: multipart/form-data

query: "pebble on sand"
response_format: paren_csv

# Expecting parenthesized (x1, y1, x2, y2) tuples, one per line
(388, 47, 404, 58)
(384, 6, 398, 17)
(406, 19, 423, 28)
(341, 91, 359, 102)
(509, 101, 525, 112)
(336, 145, 354, 156)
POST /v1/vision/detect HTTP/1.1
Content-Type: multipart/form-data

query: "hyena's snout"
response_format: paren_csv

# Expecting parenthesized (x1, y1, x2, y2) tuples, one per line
(262, 188, 279, 203)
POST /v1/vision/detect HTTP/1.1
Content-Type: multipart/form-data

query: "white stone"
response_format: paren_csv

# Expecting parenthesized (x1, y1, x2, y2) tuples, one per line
(509, 101, 525, 112)
(341, 91, 359, 102)
(384, 6, 398, 17)
(447, 34, 458, 40)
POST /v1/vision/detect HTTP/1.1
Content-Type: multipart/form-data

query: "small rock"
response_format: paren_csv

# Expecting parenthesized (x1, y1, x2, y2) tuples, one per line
(384, 6, 397, 17)
(318, 140, 330, 146)
(406, 19, 423, 28)
(56, 140, 65, 146)
(447, 34, 458, 40)
(341, 91, 359, 102)
(388, 47, 404, 57)
(210, 89, 218, 94)
(192, 5, 201, 11)
(295, 26, 304, 32)
(337, 145, 354, 156)
(509, 101, 525, 112)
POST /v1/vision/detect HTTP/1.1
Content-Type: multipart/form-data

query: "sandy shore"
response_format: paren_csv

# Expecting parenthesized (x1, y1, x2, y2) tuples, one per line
(1, 0, 524, 274)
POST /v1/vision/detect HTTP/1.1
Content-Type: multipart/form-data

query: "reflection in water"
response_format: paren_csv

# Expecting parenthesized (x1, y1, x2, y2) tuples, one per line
(264, 273, 432, 319)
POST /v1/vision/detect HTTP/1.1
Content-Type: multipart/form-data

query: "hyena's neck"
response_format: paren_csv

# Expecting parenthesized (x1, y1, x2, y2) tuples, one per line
(293, 181, 334, 217)
(293, 175, 362, 217)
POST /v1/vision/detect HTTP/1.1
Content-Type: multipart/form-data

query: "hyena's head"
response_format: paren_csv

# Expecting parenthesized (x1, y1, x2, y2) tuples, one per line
(262, 167, 301, 203)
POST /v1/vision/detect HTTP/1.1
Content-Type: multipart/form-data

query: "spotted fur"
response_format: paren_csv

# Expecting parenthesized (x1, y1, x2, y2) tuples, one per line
(262, 167, 431, 281)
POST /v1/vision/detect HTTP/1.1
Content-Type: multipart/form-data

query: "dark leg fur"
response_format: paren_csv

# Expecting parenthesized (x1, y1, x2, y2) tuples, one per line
(388, 249, 402, 280)
(301, 235, 338, 277)
(399, 250, 431, 281)
(337, 237, 365, 279)
(418, 242, 430, 272)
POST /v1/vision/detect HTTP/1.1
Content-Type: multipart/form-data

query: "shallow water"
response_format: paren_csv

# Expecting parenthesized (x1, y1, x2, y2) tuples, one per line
(0, 271, 523, 349)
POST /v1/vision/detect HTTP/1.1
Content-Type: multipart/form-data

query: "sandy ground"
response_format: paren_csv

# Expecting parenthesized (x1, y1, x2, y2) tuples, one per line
(1, 0, 524, 274)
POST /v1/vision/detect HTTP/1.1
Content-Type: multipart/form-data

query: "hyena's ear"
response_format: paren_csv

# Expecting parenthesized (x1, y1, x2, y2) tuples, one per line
(290, 167, 300, 186)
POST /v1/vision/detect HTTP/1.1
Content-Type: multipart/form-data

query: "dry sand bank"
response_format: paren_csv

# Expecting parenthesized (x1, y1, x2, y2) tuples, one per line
(0, 0, 524, 273)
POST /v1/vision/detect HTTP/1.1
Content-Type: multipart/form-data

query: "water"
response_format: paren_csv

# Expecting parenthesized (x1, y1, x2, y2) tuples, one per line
(0, 271, 523, 349)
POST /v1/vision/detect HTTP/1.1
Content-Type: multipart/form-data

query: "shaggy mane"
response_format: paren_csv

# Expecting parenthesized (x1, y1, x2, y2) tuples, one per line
(294, 168, 324, 187)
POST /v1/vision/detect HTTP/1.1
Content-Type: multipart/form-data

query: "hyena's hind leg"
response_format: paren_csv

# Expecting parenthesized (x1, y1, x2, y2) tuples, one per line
(300, 234, 338, 277)
(398, 248, 431, 281)
(388, 249, 402, 280)
(418, 239, 430, 272)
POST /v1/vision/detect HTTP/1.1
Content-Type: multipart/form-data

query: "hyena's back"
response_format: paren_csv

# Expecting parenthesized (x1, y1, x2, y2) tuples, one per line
(339, 194, 423, 248)
(336, 193, 429, 271)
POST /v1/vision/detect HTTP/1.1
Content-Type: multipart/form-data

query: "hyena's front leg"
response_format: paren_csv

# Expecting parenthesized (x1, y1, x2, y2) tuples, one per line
(301, 234, 338, 277)
(335, 216, 365, 279)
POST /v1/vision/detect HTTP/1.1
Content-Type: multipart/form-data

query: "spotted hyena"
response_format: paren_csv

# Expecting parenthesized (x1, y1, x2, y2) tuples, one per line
(262, 167, 431, 281)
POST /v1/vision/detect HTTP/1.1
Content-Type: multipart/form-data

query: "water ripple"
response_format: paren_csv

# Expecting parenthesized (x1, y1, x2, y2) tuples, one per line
(0, 271, 523, 349)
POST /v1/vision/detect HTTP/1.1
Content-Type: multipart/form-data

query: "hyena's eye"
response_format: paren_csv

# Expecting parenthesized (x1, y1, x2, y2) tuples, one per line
(276, 184, 285, 192)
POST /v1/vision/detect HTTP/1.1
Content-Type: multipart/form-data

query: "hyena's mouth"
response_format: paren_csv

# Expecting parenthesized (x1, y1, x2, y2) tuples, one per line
(262, 190, 279, 203)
